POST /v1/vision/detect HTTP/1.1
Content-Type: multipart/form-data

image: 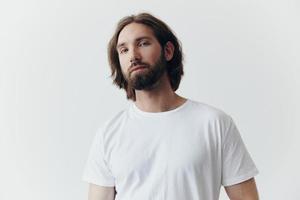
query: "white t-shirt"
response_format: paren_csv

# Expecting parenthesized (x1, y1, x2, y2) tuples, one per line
(82, 99, 258, 200)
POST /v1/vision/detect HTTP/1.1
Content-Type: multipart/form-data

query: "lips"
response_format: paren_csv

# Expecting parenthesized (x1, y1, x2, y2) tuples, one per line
(130, 65, 147, 73)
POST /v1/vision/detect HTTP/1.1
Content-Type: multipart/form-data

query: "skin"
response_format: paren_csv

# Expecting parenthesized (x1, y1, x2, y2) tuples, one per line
(88, 184, 115, 200)
(117, 22, 187, 112)
(87, 22, 259, 200)
(224, 178, 259, 200)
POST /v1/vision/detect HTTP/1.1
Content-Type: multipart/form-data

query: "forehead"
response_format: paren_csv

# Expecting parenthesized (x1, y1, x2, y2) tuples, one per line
(117, 23, 157, 45)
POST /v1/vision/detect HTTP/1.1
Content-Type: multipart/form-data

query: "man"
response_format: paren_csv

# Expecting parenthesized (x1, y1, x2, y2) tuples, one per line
(82, 13, 259, 200)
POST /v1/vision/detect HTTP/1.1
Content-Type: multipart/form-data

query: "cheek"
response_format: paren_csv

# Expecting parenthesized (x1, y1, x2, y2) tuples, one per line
(139, 51, 155, 64)
(119, 56, 129, 72)
(143, 46, 163, 63)
(148, 52, 162, 64)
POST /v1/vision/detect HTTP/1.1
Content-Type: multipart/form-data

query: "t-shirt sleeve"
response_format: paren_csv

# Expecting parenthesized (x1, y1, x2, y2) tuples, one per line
(82, 127, 115, 187)
(221, 116, 259, 186)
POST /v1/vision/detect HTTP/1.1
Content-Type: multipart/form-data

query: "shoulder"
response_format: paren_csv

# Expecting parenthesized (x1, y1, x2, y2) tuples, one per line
(187, 100, 243, 145)
(185, 99, 236, 137)
(187, 99, 233, 124)
(102, 108, 128, 130)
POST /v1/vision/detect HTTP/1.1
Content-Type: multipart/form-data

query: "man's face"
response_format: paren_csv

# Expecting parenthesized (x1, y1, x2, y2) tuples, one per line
(116, 23, 167, 90)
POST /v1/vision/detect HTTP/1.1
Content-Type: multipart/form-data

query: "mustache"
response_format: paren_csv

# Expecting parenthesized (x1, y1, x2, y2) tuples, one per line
(128, 62, 149, 73)
(130, 61, 148, 68)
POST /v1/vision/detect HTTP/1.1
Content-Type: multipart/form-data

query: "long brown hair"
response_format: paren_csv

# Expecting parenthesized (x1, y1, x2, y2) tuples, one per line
(108, 12, 184, 101)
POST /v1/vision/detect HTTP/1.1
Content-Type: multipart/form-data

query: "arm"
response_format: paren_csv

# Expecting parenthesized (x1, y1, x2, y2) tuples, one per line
(224, 178, 259, 200)
(88, 183, 116, 200)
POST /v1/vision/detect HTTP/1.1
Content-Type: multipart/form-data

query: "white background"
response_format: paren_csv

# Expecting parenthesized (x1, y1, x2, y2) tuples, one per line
(1, 0, 299, 199)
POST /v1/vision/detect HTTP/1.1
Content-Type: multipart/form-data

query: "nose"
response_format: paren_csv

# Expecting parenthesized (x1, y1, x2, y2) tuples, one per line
(129, 47, 141, 65)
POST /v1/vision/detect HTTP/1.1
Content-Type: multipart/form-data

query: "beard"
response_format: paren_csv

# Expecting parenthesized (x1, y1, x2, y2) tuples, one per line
(126, 52, 167, 91)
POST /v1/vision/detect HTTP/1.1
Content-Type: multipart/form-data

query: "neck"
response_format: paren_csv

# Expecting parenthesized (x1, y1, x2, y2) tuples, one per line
(133, 73, 187, 113)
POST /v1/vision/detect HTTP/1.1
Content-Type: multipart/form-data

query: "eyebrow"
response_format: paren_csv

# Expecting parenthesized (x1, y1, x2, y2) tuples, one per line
(116, 36, 153, 50)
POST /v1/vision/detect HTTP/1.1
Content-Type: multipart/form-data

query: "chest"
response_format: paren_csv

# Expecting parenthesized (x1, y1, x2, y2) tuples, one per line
(106, 121, 220, 183)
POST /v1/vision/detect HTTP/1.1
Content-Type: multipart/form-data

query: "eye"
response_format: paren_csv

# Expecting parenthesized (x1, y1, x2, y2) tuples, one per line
(119, 48, 128, 54)
(139, 41, 150, 47)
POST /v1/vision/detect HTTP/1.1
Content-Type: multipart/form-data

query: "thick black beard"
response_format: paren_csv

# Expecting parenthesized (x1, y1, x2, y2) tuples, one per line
(128, 53, 167, 91)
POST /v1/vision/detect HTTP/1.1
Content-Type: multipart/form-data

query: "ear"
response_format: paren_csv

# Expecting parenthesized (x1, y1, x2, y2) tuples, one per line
(164, 41, 175, 61)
